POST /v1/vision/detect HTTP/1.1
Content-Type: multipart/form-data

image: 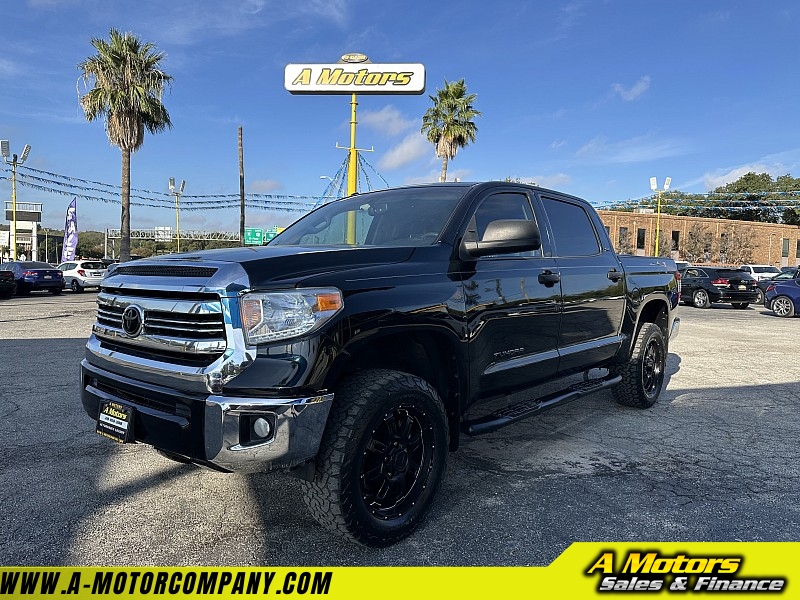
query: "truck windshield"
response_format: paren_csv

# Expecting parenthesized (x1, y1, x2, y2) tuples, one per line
(271, 187, 467, 247)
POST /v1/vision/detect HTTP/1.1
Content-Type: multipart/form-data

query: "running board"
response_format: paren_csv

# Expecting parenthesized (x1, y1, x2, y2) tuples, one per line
(461, 374, 622, 436)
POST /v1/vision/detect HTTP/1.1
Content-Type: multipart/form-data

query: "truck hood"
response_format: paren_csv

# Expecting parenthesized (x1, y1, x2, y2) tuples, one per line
(123, 245, 416, 288)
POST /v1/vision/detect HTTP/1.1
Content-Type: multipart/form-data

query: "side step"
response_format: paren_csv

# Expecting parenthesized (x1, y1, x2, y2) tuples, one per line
(461, 374, 622, 436)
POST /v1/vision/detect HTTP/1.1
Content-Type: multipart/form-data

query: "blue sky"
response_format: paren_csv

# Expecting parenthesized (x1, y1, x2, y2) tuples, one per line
(1, 0, 799, 234)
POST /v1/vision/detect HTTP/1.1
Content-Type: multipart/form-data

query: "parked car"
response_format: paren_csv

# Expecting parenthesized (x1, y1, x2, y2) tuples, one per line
(764, 279, 800, 317)
(739, 264, 781, 281)
(57, 260, 108, 292)
(0, 261, 65, 295)
(680, 266, 759, 308)
(0, 269, 16, 299)
(675, 260, 692, 271)
(755, 267, 799, 305)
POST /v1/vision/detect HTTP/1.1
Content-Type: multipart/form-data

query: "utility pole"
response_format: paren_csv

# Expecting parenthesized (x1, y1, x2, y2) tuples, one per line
(238, 126, 245, 246)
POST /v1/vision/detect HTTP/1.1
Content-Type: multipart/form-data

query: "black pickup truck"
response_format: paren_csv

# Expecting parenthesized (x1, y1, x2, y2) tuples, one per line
(80, 182, 680, 546)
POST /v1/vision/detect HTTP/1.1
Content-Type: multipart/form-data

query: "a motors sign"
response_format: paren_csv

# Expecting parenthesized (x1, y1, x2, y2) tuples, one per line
(285, 63, 425, 95)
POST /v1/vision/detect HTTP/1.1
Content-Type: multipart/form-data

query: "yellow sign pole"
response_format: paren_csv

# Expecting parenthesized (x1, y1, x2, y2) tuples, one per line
(654, 189, 662, 256)
(346, 93, 358, 244)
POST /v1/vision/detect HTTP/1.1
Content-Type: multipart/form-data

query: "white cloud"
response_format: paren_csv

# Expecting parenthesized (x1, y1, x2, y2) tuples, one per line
(250, 179, 283, 193)
(612, 76, 651, 102)
(360, 105, 416, 136)
(696, 149, 800, 190)
(513, 173, 572, 189)
(550, 139, 567, 150)
(575, 133, 688, 164)
(378, 133, 429, 170)
(0, 58, 18, 77)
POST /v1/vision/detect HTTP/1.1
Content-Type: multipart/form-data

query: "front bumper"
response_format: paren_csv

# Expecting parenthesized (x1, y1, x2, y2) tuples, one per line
(81, 360, 333, 472)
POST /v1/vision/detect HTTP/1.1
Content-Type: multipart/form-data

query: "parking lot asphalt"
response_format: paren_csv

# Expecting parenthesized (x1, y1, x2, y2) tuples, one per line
(1, 291, 798, 566)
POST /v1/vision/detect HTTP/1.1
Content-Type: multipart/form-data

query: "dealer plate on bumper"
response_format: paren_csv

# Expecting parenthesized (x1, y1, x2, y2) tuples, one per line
(97, 400, 135, 443)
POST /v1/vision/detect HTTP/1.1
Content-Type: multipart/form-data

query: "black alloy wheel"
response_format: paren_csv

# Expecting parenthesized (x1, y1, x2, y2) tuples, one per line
(302, 369, 448, 546)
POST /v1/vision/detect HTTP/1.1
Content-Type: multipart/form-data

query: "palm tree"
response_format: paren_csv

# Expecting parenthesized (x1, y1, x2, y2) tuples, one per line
(421, 79, 481, 183)
(78, 29, 173, 261)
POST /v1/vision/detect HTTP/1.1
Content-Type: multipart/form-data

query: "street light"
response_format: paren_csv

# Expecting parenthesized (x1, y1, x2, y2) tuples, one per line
(1, 140, 32, 260)
(169, 177, 185, 253)
(650, 176, 671, 256)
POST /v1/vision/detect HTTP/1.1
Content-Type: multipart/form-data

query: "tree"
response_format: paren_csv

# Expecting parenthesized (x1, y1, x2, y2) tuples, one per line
(421, 79, 481, 182)
(78, 29, 172, 261)
(716, 224, 755, 264)
(683, 223, 713, 263)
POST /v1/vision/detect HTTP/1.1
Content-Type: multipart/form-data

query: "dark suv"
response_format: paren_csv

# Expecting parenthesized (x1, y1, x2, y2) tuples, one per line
(680, 266, 758, 308)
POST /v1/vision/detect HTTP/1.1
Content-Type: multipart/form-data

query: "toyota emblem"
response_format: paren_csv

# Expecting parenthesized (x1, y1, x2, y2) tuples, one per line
(121, 305, 144, 337)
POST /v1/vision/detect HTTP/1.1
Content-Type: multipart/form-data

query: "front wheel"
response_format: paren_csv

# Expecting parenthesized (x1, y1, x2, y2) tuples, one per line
(611, 323, 666, 409)
(692, 289, 710, 308)
(771, 296, 795, 317)
(302, 369, 449, 547)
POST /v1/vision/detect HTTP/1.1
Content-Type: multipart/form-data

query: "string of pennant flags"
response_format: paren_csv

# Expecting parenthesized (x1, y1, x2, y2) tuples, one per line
(0, 164, 324, 212)
(5, 163, 800, 214)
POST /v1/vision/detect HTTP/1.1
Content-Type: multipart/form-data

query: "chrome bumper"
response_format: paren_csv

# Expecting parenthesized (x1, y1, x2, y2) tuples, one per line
(204, 392, 334, 472)
(81, 359, 333, 473)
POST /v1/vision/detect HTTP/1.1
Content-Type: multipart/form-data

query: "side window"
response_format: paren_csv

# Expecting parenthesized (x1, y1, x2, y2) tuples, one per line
(541, 197, 601, 256)
(685, 269, 699, 278)
(471, 192, 541, 258)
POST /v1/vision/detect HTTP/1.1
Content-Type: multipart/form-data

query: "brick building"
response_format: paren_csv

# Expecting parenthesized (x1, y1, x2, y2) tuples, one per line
(597, 210, 800, 268)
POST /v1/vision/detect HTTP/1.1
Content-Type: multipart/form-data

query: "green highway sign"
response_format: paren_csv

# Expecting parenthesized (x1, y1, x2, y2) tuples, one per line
(244, 228, 264, 245)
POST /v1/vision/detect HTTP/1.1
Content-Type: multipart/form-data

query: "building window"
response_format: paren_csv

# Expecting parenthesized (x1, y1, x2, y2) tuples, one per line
(782, 238, 790, 258)
(636, 228, 646, 250)
(671, 230, 680, 251)
(796, 239, 800, 259)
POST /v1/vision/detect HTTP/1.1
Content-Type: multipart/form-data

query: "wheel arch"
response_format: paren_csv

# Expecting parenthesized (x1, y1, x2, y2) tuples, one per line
(323, 328, 466, 451)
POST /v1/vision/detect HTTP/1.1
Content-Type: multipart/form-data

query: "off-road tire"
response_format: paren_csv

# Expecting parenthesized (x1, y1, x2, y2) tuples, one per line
(692, 289, 710, 308)
(301, 369, 449, 547)
(610, 323, 666, 409)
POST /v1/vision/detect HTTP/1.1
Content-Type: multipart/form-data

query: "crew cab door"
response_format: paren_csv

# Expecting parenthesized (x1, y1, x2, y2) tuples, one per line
(460, 189, 562, 400)
(537, 195, 626, 374)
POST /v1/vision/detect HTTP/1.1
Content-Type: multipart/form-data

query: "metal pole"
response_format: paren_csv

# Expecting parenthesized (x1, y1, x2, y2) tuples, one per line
(11, 159, 17, 260)
(239, 126, 245, 247)
(654, 189, 662, 256)
(346, 93, 358, 244)
(175, 192, 181, 253)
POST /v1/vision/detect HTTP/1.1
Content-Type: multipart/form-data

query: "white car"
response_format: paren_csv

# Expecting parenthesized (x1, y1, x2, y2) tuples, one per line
(739, 264, 781, 281)
(57, 260, 107, 292)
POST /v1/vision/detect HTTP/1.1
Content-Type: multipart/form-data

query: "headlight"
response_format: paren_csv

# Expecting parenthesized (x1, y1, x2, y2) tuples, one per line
(240, 288, 343, 344)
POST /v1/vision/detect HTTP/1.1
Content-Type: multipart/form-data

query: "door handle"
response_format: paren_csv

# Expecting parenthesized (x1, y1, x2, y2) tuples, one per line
(538, 270, 560, 286)
(607, 269, 623, 282)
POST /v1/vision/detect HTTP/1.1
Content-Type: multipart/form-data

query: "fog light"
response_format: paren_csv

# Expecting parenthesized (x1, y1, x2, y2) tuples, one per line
(253, 418, 272, 439)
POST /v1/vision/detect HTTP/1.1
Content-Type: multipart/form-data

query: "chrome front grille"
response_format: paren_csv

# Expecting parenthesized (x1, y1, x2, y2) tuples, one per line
(93, 291, 227, 362)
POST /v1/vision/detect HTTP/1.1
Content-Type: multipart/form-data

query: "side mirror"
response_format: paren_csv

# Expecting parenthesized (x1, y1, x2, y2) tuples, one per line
(461, 219, 542, 259)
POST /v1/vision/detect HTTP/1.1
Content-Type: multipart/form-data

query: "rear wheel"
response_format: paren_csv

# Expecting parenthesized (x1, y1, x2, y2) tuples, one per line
(731, 303, 749, 309)
(50, 288, 62, 295)
(692, 289, 710, 308)
(754, 288, 764, 304)
(771, 296, 795, 317)
(302, 369, 449, 547)
(611, 323, 666, 409)
(71, 280, 83, 293)
(16, 283, 30, 296)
